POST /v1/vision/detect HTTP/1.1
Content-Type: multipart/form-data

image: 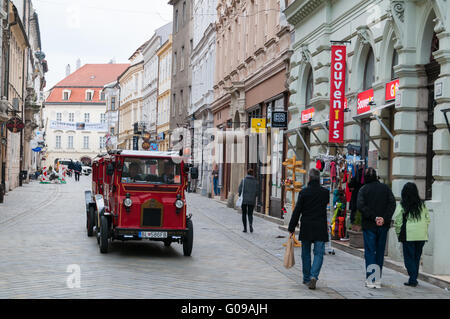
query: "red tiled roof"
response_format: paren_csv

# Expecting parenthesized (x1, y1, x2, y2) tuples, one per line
(46, 64, 129, 104)
(52, 64, 129, 88)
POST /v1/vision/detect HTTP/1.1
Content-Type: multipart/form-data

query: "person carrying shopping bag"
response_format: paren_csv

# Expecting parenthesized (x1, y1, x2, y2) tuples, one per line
(288, 168, 329, 290)
(237, 169, 258, 233)
(394, 182, 430, 287)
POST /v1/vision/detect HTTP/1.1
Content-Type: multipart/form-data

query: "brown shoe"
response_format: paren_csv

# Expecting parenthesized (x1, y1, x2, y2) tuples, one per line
(308, 278, 317, 290)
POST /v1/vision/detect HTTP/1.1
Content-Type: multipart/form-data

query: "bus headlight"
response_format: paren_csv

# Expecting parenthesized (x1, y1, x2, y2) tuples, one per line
(175, 199, 184, 209)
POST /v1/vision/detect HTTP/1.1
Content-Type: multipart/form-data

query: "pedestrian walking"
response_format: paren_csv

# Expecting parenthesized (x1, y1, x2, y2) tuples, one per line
(212, 164, 219, 196)
(74, 161, 82, 182)
(357, 167, 396, 289)
(288, 168, 329, 290)
(394, 182, 430, 287)
(238, 169, 258, 233)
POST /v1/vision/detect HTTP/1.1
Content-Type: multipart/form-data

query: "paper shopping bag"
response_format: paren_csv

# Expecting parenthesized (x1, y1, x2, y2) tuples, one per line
(283, 236, 295, 269)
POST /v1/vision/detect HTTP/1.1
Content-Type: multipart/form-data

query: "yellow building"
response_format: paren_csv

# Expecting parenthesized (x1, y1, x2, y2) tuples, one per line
(156, 35, 172, 151)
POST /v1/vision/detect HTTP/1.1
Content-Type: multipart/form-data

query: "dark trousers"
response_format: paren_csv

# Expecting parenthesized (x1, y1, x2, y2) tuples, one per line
(241, 204, 254, 230)
(363, 227, 388, 281)
(402, 241, 425, 285)
(75, 172, 80, 181)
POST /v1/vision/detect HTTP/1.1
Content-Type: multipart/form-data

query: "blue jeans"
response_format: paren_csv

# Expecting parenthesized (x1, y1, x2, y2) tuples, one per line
(402, 241, 425, 285)
(363, 227, 388, 281)
(301, 241, 325, 283)
(213, 177, 219, 196)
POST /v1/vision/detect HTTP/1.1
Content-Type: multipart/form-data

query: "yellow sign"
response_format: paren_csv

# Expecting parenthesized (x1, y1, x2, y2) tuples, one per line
(251, 118, 266, 133)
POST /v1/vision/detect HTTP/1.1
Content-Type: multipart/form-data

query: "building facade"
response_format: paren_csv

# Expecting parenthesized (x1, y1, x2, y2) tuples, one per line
(156, 35, 172, 151)
(117, 43, 146, 150)
(169, 0, 193, 141)
(285, 0, 450, 275)
(142, 22, 172, 145)
(45, 64, 128, 166)
(102, 80, 119, 149)
(212, 0, 292, 217)
(191, 0, 217, 196)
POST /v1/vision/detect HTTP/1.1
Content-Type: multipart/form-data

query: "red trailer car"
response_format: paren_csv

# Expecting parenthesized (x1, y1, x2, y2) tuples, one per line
(84, 150, 194, 256)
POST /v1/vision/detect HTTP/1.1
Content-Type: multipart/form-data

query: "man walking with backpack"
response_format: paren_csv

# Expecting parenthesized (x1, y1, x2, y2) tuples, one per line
(288, 168, 329, 290)
(357, 167, 396, 289)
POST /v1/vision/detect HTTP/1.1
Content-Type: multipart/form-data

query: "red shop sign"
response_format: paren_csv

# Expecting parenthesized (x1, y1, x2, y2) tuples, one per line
(6, 117, 25, 133)
(301, 107, 315, 124)
(329, 45, 346, 143)
(385, 79, 399, 101)
(357, 89, 374, 115)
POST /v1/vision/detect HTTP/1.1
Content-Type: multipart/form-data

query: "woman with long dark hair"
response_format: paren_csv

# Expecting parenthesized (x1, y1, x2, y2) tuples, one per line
(394, 182, 430, 287)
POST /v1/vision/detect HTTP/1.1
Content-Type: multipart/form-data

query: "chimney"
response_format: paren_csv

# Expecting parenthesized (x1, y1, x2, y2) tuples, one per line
(76, 58, 81, 70)
(66, 64, 71, 77)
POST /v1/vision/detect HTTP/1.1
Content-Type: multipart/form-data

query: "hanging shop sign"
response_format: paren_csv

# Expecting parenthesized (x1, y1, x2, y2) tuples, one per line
(157, 132, 165, 141)
(329, 45, 346, 143)
(271, 111, 288, 129)
(385, 79, 400, 101)
(357, 88, 374, 115)
(150, 143, 158, 151)
(6, 117, 25, 133)
(251, 118, 266, 133)
(301, 107, 315, 124)
(142, 141, 150, 150)
(133, 136, 139, 150)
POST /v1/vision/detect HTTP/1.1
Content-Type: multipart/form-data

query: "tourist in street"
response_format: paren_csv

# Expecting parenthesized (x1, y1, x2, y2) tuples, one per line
(394, 182, 430, 287)
(238, 168, 258, 233)
(212, 164, 219, 196)
(357, 167, 396, 289)
(74, 161, 82, 182)
(288, 168, 329, 290)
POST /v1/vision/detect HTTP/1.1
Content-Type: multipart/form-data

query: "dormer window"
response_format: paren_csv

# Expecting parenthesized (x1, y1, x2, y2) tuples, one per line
(63, 90, 71, 101)
(86, 90, 94, 101)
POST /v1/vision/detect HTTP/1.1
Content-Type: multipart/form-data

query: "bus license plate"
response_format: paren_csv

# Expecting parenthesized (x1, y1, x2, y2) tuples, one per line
(139, 231, 167, 239)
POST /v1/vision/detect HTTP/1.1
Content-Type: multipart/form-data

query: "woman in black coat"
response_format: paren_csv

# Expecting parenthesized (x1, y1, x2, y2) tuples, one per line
(238, 169, 258, 233)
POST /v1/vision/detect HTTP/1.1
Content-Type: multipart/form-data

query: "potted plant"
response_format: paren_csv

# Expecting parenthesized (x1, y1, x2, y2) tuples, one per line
(348, 210, 364, 248)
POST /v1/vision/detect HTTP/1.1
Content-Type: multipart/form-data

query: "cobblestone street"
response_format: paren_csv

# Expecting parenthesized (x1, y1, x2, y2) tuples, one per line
(0, 177, 448, 299)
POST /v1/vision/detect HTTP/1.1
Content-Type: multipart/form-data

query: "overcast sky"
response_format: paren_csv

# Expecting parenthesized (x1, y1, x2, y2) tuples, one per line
(32, 0, 173, 90)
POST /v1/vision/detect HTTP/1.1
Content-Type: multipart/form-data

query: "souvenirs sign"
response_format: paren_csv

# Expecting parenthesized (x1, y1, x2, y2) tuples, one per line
(385, 79, 399, 101)
(6, 117, 25, 133)
(329, 45, 346, 143)
(357, 89, 374, 115)
(301, 107, 315, 124)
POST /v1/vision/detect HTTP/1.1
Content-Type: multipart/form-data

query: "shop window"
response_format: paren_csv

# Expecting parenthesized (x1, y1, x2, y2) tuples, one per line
(391, 50, 398, 80)
(360, 119, 371, 162)
(364, 49, 375, 90)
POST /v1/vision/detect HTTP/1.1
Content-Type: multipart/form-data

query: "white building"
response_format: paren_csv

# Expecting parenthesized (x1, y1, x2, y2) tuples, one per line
(102, 80, 120, 149)
(191, 0, 217, 196)
(44, 64, 129, 165)
(142, 22, 172, 143)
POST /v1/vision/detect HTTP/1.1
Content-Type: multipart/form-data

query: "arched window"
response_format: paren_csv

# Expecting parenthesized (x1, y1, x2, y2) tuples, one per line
(391, 50, 398, 80)
(305, 69, 313, 106)
(363, 48, 375, 90)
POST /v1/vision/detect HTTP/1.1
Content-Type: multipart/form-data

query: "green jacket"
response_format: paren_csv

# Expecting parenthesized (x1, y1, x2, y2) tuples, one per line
(393, 204, 430, 242)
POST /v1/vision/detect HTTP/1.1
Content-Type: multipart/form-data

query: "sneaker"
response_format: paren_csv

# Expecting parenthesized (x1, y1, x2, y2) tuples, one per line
(404, 282, 418, 287)
(365, 280, 376, 289)
(308, 277, 317, 290)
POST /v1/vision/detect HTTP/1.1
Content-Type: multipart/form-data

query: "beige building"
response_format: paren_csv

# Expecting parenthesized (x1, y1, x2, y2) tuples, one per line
(156, 35, 172, 151)
(211, 0, 292, 216)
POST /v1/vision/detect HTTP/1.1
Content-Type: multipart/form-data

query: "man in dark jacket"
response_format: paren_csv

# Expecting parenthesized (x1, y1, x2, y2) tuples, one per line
(289, 168, 329, 290)
(74, 161, 82, 182)
(357, 167, 396, 289)
(238, 169, 258, 233)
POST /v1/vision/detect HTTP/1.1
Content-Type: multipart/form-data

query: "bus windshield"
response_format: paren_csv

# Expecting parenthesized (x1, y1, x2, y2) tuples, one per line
(121, 157, 181, 185)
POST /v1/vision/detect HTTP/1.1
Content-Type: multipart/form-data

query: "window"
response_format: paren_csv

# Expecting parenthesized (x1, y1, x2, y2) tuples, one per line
(391, 50, 398, 80)
(68, 136, 74, 149)
(180, 90, 184, 114)
(56, 136, 61, 149)
(190, 39, 193, 54)
(175, 9, 179, 32)
(63, 91, 70, 100)
(84, 113, 90, 123)
(83, 136, 89, 149)
(56, 113, 62, 122)
(111, 97, 116, 111)
(86, 90, 93, 101)
(99, 136, 106, 149)
(121, 158, 181, 185)
(181, 46, 185, 71)
(69, 113, 74, 122)
(101, 114, 106, 124)
(173, 52, 177, 75)
(364, 48, 375, 90)
(100, 92, 106, 101)
(172, 94, 176, 117)
(110, 127, 115, 135)
(305, 68, 314, 106)
(182, 1, 186, 24)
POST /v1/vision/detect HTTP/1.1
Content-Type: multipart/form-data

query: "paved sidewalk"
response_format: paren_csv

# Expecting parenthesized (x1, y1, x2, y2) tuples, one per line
(194, 193, 450, 298)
